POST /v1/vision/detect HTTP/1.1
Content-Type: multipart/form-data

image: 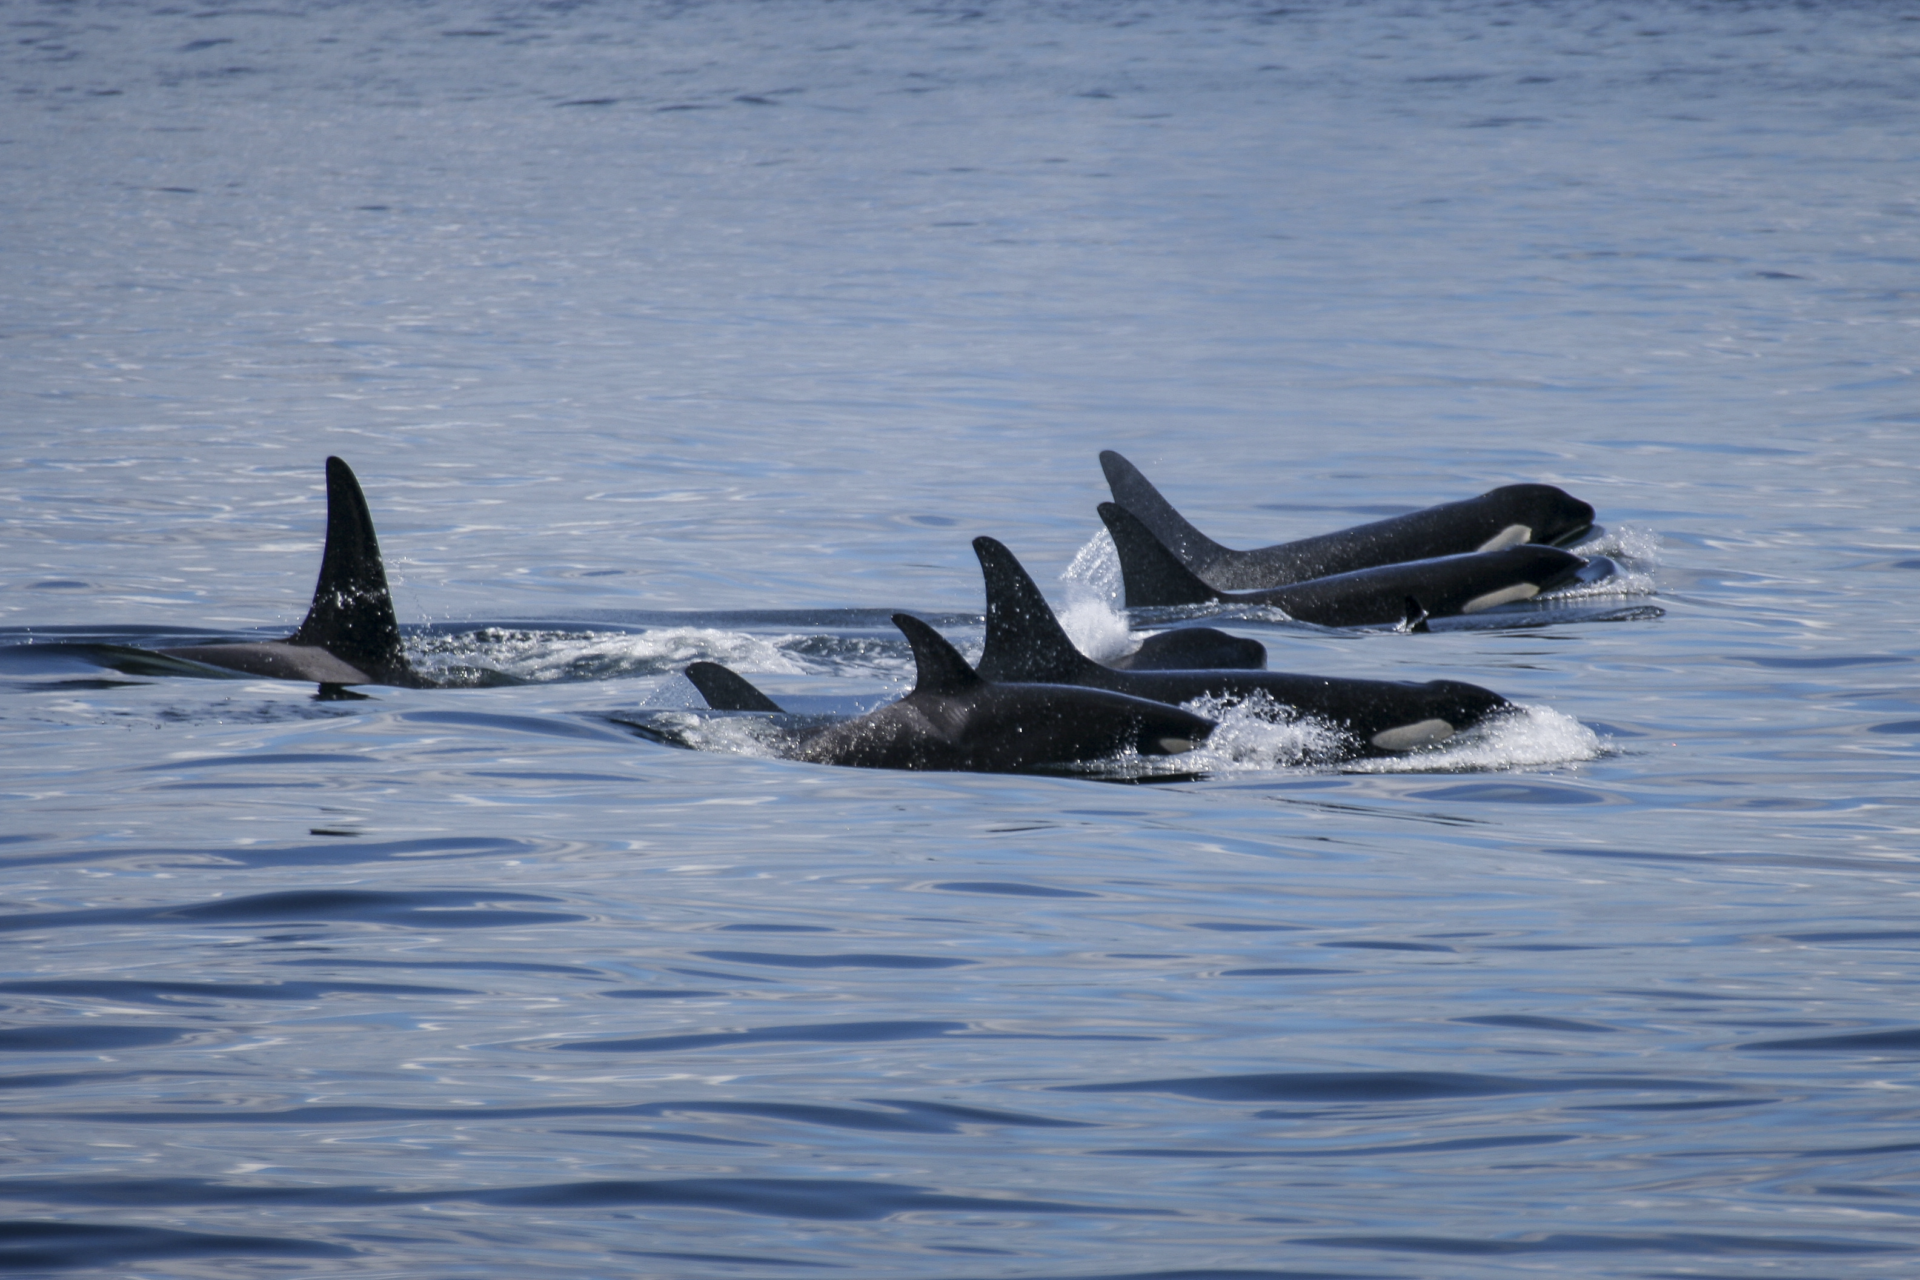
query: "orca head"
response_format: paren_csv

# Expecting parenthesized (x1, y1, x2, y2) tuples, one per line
(1458, 545, 1588, 613)
(1109, 626, 1266, 672)
(1487, 483, 1596, 548)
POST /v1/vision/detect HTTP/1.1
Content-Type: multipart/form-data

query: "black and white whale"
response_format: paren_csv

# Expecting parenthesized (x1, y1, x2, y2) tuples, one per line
(1101, 450, 1596, 591)
(682, 613, 1215, 773)
(972, 536, 1510, 755)
(1099, 502, 1593, 625)
(86, 458, 507, 695)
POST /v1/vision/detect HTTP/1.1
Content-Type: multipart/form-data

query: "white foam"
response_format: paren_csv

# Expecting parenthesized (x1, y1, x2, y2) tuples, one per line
(629, 709, 791, 759)
(1058, 530, 1137, 661)
(1061, 529, 1124, 606)
(1574, 523, 1663, 570)
(411, 627, 812, 683)
(1343, 704, 1602, 773)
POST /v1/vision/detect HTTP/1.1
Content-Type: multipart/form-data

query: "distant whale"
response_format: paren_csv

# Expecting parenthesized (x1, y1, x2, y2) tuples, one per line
(683, 613, 1215, 773)
(1099, 502, 1592, 625)
(1101, 450, 1596, 591)
(972, 537, 1510, 754)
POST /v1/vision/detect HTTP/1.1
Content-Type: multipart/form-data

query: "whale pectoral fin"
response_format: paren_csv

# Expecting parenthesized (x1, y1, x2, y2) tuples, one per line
(1097, 503, 1222, 609)
(684, 662, 786, 713)
(1401, 597, 1431, 634)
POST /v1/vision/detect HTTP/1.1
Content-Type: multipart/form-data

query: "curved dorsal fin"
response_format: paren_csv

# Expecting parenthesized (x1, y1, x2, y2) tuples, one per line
(288, 457, 408, 681)
(685, 662, 786, 713)
(1096, 503, 1223, 609)
(972, 537, 1100, 684)
(892, 614, 983, 697)
(1099, 451, 1232, 573)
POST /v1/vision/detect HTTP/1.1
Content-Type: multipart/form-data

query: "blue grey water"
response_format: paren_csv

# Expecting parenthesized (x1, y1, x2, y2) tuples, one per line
(2, 1, 1918, 1275)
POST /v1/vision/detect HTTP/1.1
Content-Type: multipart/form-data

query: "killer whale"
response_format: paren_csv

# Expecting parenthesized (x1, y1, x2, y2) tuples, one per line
(89, 458, 512, 695)
(1101, 450, 1596, 591)
(149, 457, 421, 691)
(971, 536, 1511, 755)
(682, 613, 1215, 773)
(1098, 502, 1591, 625)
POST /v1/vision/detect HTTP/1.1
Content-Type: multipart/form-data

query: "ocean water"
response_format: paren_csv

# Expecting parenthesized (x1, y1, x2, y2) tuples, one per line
(3, 1, 1920, 1275)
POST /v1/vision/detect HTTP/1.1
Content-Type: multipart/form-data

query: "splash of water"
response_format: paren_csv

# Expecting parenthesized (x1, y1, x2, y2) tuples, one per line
(1343, 704, 1603, 773)
(1058, 530, 1138, 661)
(411, 627, 814, 684)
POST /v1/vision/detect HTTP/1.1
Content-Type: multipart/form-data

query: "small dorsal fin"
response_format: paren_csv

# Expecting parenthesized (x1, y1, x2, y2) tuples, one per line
(971, 537, 1100, 684)
(1096, 503, 1223, 609)
(684, 662, 786, 713)
(1099, 451, 1233, 573)
(287, 457, 409, 682)
(892, 614, 984, 697)
(1402, 596, 1432, 634)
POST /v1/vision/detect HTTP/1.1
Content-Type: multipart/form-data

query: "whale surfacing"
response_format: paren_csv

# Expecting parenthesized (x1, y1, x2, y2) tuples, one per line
(1101, 450, 1595, 591)
(685, 614, 1216, 773)
(1098, 502, 1589, 626)
(971, 536, 1512, 757)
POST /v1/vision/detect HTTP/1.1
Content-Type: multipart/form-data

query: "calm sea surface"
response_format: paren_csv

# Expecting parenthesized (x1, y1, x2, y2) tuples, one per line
(3, 2, 1919, 1276)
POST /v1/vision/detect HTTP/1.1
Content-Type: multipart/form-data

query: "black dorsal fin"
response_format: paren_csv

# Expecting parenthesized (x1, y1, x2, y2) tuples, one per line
(892, 614, 984, 698)
(971, 537, 1100, 684)
(1096, 503, 1223, 609)
(287, 457, 408, 681)
(1402, 597, 1432, 634)
(684, 662, 786, 713)
(1099, 450, 1233, 574)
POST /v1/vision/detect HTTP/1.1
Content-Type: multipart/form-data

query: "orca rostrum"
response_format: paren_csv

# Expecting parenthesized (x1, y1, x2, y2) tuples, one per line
(1101, 450, 1596, 591)
(1098, 502, 1590, 626)
(684, 613, 1216, 773)
(971, 536, 1510, 755)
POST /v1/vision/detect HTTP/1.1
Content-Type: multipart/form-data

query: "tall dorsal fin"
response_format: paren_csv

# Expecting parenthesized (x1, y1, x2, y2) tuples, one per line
(287, 457, 408, 681)
(684, 662, 786, 713)
(1096, 503, 1223, 609)
(971, 537, 1100, 684)
(892, 614, 984, 697)
(1099, 451, 1232, 574)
